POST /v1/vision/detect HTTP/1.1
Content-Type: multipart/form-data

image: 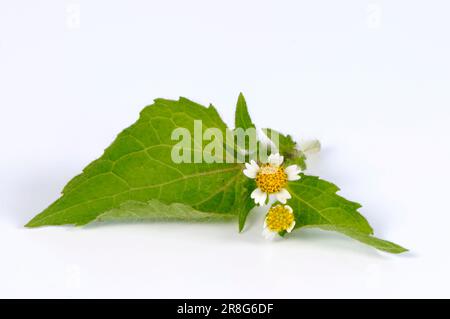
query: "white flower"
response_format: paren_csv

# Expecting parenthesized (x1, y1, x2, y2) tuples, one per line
(298, 139, 321, 156)
(263, 205, 296, 239)
(243, 153, 302, 206)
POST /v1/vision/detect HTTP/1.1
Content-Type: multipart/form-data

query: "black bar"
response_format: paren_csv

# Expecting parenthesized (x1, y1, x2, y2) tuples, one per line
(0, 299, 448, 317)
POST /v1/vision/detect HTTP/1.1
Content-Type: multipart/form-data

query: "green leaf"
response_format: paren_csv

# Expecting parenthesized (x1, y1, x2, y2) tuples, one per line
(25, 93, 406, 254)
(263, 128, 307, 170)
(287, 174, 407, 253)
(234, 92, 254, 129)
(26, 97, 246, 227)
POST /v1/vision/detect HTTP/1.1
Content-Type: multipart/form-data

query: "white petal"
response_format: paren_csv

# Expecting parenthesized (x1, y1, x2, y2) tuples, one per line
(245, 160, 259, 170)
(284, 205, 293, 213)
(262, 227, 277, 240)
(286, 172, 301, 181)
(274, 188, 291, 204)
(284, 164, 301, 175)
(284, 165, 301, 181)
(286, 220, 296, 233)
(250, 187, 262, 200)
(268, 153, 284, 167)
(251, 188, 267, 206)
(258, 193, 268, 206)
(243, 164, 258, 179)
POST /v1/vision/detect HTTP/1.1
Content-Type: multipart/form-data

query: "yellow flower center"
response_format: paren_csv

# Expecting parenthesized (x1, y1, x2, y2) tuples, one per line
(265, 205, 295, 232)
(255, 164, 287, 193)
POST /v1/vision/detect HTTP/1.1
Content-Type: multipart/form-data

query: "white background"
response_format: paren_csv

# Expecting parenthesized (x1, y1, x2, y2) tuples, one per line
(1, 0, 449, 298)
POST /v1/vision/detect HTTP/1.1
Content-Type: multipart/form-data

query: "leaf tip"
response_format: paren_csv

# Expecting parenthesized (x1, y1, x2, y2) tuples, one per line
(389, 245, 409, 254)
(24, 218, 39, 228)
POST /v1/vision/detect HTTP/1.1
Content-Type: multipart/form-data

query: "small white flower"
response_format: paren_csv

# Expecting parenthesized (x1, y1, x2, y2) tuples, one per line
(243, 153, 301, 206)
(263, 204, 296, 239)
(298, 139, 321, 156)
